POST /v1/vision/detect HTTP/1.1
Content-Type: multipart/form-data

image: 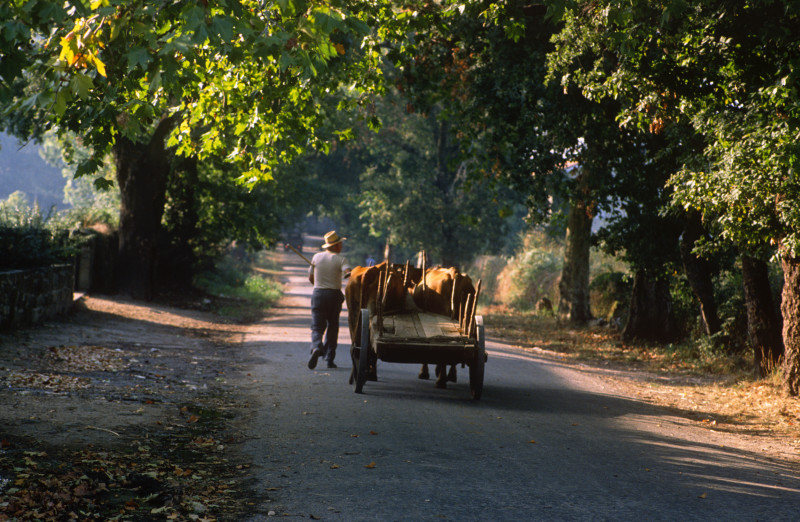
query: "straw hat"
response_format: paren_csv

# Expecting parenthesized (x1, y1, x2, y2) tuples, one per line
(321, 230, 346, 249)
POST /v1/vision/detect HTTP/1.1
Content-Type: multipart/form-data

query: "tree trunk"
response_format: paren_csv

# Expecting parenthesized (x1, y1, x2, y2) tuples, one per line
(433, 116, 459, 269)
(781, 255, 800, 396)
(558, 199, 593, 323)
(623, 271, 674, 343)
(383, 235, 392, 264)
(742, 255, 784, 377)
(679, 211, 721, 335)
(160, 155, 199, 292)
(114, 117, 175, 299)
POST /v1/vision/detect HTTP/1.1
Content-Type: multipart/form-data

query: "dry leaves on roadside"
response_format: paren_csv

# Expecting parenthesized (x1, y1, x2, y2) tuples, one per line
(46, 345, 127, 372)
(2, 371, 90, 392)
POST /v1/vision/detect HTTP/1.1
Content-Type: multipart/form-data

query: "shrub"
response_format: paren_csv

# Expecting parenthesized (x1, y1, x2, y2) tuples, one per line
(589, 270, 631, 325)
(468, 255, 510, 306)
(495, 231, 563, 311)
(0, 192, 78, 270)
(194, 252, 283, 309)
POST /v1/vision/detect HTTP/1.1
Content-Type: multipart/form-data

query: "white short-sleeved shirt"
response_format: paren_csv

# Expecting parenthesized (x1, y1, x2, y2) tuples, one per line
(310, 251, 350, 290)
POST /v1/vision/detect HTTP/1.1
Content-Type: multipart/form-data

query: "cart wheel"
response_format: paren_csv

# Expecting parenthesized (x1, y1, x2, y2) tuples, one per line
(354, 308, 370, 393)
(469, 316, 485, 400)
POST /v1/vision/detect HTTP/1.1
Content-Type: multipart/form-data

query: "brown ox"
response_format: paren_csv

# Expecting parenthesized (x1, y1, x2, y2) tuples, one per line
(344, 262, 407, 344)
(345, 262, 407, 383)
(412, 267, 475, 317)
(412, 267, 476, 388)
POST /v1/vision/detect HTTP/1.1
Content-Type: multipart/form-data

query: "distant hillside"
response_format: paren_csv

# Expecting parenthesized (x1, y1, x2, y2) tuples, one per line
(0, 132, 67, 210)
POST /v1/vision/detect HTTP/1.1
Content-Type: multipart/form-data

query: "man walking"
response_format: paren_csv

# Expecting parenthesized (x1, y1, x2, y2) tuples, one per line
(308, 231, 350, 369)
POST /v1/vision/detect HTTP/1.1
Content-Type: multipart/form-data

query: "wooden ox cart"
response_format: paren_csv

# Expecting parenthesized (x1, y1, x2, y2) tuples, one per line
(348, 260, 487, 400)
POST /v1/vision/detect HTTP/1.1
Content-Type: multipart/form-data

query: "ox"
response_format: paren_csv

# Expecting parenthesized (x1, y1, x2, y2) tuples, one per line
(345, 262, 407, 383)
(413, 267, 476, 388)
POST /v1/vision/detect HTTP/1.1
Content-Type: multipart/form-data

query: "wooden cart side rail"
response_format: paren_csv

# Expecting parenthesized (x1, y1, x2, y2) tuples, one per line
(376, 335, 476, 345)
(375, 340, 480, 366)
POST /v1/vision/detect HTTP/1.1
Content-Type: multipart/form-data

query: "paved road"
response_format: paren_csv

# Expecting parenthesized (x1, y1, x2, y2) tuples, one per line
(236, 250, 800, 521)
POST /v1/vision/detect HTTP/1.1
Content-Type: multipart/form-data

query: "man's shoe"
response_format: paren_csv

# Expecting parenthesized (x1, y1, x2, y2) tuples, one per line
(308, 348, 323, 369)
(327, 362, 338, 369)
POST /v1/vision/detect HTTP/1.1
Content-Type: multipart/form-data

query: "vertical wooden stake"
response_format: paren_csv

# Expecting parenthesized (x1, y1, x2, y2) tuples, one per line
(421, 250, 428, 312)
(376, 268, 385, 333)
(464, 293, 474, 336)
(470, 280, 482, 338)
(450, 273, 460, 320)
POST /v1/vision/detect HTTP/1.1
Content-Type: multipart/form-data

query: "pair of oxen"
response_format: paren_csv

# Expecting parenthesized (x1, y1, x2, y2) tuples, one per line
(345, 261, 477, 388)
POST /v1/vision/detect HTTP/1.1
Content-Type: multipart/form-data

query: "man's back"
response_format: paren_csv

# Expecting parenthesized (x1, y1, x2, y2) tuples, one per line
(311, 251, 348, 290)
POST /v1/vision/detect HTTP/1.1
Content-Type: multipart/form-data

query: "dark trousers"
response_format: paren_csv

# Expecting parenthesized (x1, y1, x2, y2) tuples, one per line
(310, 288, 344, 363)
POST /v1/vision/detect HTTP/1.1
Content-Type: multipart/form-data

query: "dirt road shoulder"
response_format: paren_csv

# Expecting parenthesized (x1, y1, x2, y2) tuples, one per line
(0, 296, 260, 520)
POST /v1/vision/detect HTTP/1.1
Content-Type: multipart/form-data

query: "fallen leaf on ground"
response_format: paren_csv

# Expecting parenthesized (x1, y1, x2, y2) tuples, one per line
(364, 462, 376, 469)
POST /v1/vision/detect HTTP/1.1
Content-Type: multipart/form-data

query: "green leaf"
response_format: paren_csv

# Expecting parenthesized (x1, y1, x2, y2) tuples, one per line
(162, 33, 193, 55)
(53, 90, 68, 115)
(310, 8, 343, 34)
(367, 116, 380, 132)
(70, 73, 94, 99)
(93, 177, 115, 190)
(211, 16, 234, 42)
(280, 50, 294, 71)
(2, 19, 29, 42)
(76, 158, 101, 178)
(148, 71, 162, 93)
(181, 5, 206, 29)
(125, 47, 151, 70)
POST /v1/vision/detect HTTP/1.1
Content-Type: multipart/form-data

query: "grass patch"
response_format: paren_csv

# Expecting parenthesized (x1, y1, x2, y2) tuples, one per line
(482, 305, 753, 375)
(195, 250, 283, 323)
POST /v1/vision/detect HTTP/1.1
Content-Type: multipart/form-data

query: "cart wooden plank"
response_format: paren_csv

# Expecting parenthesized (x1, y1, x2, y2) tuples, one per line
(380, 311, 462, 339)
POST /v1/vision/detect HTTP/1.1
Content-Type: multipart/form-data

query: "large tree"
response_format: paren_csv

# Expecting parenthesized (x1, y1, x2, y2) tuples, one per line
(547, 0, 799, 391)
(1, 0, 383, 298)
(386, 1, 687, 327)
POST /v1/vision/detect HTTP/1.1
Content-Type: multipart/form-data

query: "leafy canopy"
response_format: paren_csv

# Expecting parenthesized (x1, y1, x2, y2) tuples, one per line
(1, 0, 385, 185)
(547, 0, 800, 257)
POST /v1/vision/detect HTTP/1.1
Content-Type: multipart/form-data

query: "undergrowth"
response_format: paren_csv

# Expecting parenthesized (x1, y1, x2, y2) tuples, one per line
(194, 250, 283, 322)
(482, 307, 752, 377)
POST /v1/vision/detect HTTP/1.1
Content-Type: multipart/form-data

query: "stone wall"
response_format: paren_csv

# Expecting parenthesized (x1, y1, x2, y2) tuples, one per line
(0, 265, 74, 330)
